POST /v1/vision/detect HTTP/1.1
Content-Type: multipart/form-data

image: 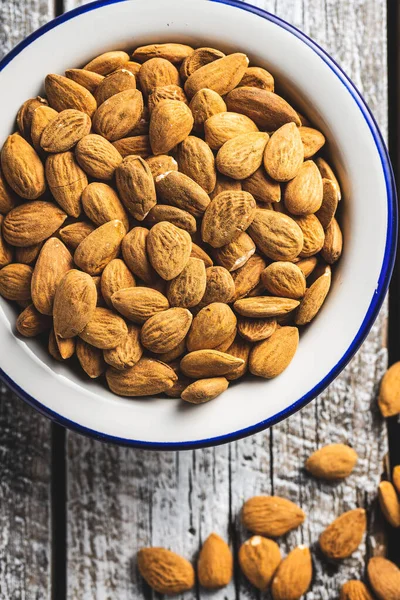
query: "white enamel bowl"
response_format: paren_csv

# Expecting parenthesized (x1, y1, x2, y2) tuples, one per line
(0, 0, 396, 449)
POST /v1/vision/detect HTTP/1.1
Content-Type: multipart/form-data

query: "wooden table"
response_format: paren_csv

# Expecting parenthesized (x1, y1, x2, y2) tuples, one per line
(0, 0, 399, 598)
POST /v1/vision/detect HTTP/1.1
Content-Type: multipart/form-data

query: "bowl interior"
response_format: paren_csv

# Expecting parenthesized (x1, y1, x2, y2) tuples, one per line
(0, 0, 393, 447)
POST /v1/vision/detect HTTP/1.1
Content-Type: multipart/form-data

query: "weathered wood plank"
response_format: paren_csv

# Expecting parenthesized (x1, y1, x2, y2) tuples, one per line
(0, 2, 55, 599)
(66, 1, 389, 599)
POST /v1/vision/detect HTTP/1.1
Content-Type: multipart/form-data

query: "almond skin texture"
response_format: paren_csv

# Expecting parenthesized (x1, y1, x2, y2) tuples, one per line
(177, 136, 216, 193)
(146, 154, 178, 178)
(147, 222, 192, 280)
(40, 109, 91, 153)
(31, 238, 73, 315)
(271, 546, 312, 600)
(190, 88, 227, 132)
(191, 243, 213, 267)
(249, 326, 299, 379)
(65, 68, 104, 93)
(103, 323, 143, 370)
(202, 191, 257, 248)
(378, 362, 400, 417)
(53, 269, 97, 338)
(180, 349, 244, 378)
(284, 160, 323, 215)
(59, 222, 95, 251)
(138, 57, 180, 97)
(93, 89, 144, 141)
(82, 183, 129, 231)
(46, 151, 88, 218)
(115, 155, 156, 220)
(141, 307, 192, 353)
(234, 297, 300, 318)
(368, 556, 400, 600)
(316, 178, 339, 229)
(45, 74, 97, 116)
(216, 132, 269, 180)
(0, 264, 33, 303)
(200, 266, 235, 306)
(181, 47, 225, 79)
(30, 105, 58, 152)
(133, 43, 194, 64)
(0, 215, 13, 268)
(100, 258, 136, 308)
(187, 302, 237, 351)
(319, 508, 366, 560)
(0, 168, 19, 214)
(242, 496, 305, 537)
(148, 85, 188, 114)
(305, 443, 358, 480)
(84, 51, 129, 75)
(394, 466, 400, 495)
(295, 265, 331, 325)
(264, 123, 304, 182)
(181, 377, 229, 404)
(95, 69, 137, 105)
(242, 167, 281, 204)
(214, 231, 256, 272)
(1, 133, 46, 199)
(238, 317, 277, 342)
(300, 126, 326, 159)
(75, 134, 123, 180)
(261, 262, 306, 299)
(76, 338, 106, 378)
(239, 536, 281, 591)
(231, 254, 266, 301)
(167, 257, 206, 308)
(197, 533, 233, 588)
(184, 53, 249, 98)
(145, 205, 197, 234)
(74, 219, 125, 276)
(340, 581, 374, 600)
(226, 87, 301, 130)
(113, 135, 151, 158)
(121, 227, 157, 284)
(155, 170, 210, 217)
(3, 201, 67, 247)
(15, 243, 42, 266)
(17, 96, 48, 140)
(316, 157, 342, 200)
(111, 286, 169, 324)
(239, 66, 274, 91)
(248, 209, 303, 261)
(149, 99, 194, 155)
(295, 214, 325, 257)
(321, 217, 343, 264)
(79, 307, 128, 349)
(378, 481, 400, 527)
(106, 358, 177, 397)
(225, 335, 250, 380)
(16, 304, 52, 337)
(204, 111, 259, 150)
(137, 547, 195, 595)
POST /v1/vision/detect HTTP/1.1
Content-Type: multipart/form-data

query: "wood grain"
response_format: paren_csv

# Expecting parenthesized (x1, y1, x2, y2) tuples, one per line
(64, 1, 389, 599)
(0, 1, 54, 598)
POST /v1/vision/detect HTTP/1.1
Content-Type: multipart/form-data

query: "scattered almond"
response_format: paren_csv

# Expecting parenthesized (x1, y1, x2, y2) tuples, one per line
(319, 508, 366, 560)
(242, 495, 305, 537)
(305, 443, 358, 480)
(239, 536, 281, 591)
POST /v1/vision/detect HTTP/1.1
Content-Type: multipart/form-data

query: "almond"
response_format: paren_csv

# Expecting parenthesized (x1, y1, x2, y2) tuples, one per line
(106, 358, 177, 396)
(79, 306, 128, 349)
(225, 335, 250, 380)
(319, 508, 366, 559)
(149, 99, 194, 155)
(100, 258, 136, 307)
(17, 96, 48, 140)
(197, 533, 233, 588)
(45, 74, 97, 116)
(187, 302, 237, 351)
(378, 362, 400, 417)
(16, 304, 51, 337)
(305, 443, 358, 480)
(145, 205, 196, 234)
(190, 88, 227, 132)
(214, 328, 237, 353)
(0, 215, 13, 268)
(0, 168, 19, 214)
(65, 68, 104, 93)
(214, 231, 255, 272)
(30, 105, 58, 152)
(59, 221, 95, 251)
(150, 339, 187, 363)
(191, 243, 213, 267)
(111, 286, 169, 323)
(242, 495, 305, 537)
(378, 481, 400, 527)
(95, 69, 136, 105)
(138, 58, 180, 97)
(74, 220, 125, 276)
(133, 43, 194, 64)
(238, 536, 281, 591)
(202, 190, 256, 248)
(177, 136, 216, 193)
(296, 256, 318, 278)
(261, 262, 306, 299)
(249, 326, 299, 378)
(238, 317, 277, 342)
(340, 581, 374, 600)
(204, 112, 258, 150)
(225, 87, 301, 129)
(264, 123, 304, 182)
(216, 132, 269, 180)
(284, 160, 323, 215)
(242, 167, 281, 204)
(167, 257, 206, 308)
(0, 263, 32, 302)
(141, 307, 192, 353)
(147, 222, 192, 280)
(92, 89, 144, 141)
(231, 253, 266, 300)
(31, 238, 73, 315)
(321, 217, 343, 264)
(155, 170, 210, 217)
(53, 269, 97, 338)
(84, 51, 130, 75)
(248, 210, 303, 261)
(181, 47, 225, 79)
(316, 157, 342, 200)
(295, 265, 331, 325)
(46, 151, 88, 217)
(3, 201, 67, 247)
(121, 227, 157, 284)
(271, 546, 312, 600)
(234, 297, 300, 318)
(316, 178, 339, 229)
(238, 66, 274, 91)
(294, 214, 325, 257)
(55, 333, 75, 360)
(40, 109, 91, 153)
(299, 126, 325, 158)
(81, 182, 129, 231)
(181, 377, 229, 404)
(200, 266, 235, 306)
(1, 133, 46, 199)
(113, 135, 151, 158)
(14, 243, 42, 266)
(103, 323, 142, 370)
(180, 349, 244, 378)
(148, 85, 187, 113)
(394, 466, 400, 494)
(115, 155, 156, 220)
(184, 53, 248, 98)
(368, 556, 400, 600)
(76, 338, 106, 378)
(146, 154, 178, 178)
(75, 133, 123, 180)
(137, 547, 194, 594)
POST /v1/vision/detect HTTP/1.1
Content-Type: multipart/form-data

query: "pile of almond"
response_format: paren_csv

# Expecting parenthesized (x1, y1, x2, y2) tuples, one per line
(0, 42, 342, 400)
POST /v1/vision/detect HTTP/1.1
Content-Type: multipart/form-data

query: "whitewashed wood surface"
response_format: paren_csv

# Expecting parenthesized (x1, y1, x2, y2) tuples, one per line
(0, 1, 390, 599)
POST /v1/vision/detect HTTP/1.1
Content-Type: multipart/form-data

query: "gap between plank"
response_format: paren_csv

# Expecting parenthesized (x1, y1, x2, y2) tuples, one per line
(51, 424, 67, 600)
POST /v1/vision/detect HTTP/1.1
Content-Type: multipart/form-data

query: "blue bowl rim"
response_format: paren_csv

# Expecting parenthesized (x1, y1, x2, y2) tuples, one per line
(0, 0, 397, 450)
